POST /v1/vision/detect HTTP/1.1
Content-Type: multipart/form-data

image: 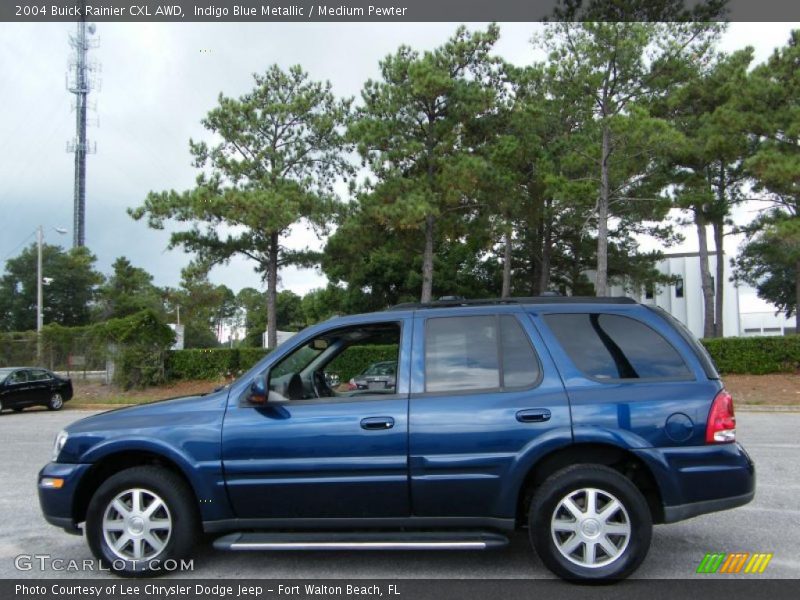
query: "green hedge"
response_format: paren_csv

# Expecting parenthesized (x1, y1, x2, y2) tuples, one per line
(701, 336, 800, 375)
(166, 345, 396, 382)
(165, 336, 800, 382)
(166, 348, 271, 380)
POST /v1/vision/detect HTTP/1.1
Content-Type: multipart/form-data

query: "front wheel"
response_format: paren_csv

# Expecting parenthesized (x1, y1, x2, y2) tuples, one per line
(528, 464, 652, 582)
(86, 466, 199, 577)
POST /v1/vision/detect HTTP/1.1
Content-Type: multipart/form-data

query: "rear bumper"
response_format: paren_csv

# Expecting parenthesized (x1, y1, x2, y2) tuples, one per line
(662, 491, 755, 523)
(634, 442, 755, 523)
(37, 462, 92, 534)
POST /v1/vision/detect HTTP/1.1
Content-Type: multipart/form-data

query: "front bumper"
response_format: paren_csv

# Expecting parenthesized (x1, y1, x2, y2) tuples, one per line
(634, 442, 755, 524)
(38, 461, 92, 535)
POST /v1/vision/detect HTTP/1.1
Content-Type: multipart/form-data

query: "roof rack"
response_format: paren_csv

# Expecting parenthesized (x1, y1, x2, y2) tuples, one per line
(388, 296, 638, 311)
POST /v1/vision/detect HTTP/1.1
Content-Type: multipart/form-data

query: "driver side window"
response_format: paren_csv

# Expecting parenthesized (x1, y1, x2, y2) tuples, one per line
(264, 321, 401, 403)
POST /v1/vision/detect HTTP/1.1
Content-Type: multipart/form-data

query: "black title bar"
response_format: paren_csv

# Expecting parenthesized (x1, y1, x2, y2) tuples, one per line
(3, 0, 800, 22)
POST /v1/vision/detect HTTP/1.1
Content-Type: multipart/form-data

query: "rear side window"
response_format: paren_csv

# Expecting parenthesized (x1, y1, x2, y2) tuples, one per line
(425, 315, 540, 393)
(543, 313, 691, 381)
(29, 369, 51, 381)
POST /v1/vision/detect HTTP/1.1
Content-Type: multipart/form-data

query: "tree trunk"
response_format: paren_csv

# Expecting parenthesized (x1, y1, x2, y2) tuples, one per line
(596, 125, 611, 297)
(501, 223, 512, 298)
(713, 220, 725, 337)
(421, 215, 435, 303)
(796, 258, 800, 334)
(695, 209, 715, 339)
(538, 199, 552, 294)
(266, 232, 279, 349)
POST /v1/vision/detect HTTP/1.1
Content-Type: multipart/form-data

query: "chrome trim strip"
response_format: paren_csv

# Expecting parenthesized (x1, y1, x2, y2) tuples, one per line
(228, 541, 487, 550)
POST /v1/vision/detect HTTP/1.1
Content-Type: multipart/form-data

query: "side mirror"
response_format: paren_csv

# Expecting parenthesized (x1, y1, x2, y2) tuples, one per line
(247, 374, 268, 405)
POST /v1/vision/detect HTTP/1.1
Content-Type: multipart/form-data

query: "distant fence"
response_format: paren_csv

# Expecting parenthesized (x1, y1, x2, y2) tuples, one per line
(0, 330, 107, 374)
(0, 310, 174, 388)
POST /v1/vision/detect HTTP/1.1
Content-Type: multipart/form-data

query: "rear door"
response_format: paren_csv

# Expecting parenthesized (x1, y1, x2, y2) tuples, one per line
(27, 369, 53, 403)
(408, 307, 572, 519)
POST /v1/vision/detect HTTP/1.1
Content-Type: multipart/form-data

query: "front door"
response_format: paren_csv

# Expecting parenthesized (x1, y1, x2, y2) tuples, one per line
(222, 318, 411, 520)
(3, 370, 33, 408)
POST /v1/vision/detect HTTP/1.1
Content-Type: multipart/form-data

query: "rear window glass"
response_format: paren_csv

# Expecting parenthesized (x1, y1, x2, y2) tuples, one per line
(424, 315, 541, 393)
(425, 316, 500, 392)
(544, 313, 691, 381)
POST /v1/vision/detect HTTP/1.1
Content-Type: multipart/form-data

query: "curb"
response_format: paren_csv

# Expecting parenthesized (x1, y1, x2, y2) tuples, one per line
(737, 405, 800, 413)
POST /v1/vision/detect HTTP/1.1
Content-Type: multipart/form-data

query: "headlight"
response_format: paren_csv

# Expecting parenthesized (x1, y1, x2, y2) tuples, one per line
(52, 430, 69, 462)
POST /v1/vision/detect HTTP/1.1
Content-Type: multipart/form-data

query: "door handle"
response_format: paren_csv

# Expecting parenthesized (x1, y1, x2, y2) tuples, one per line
(516, 409, 551, 423)
(360, 417, 395, 430)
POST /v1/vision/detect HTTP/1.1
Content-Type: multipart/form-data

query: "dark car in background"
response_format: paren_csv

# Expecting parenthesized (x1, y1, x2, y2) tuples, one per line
(0, 367, 73, 412)
(348, 360, 397, 391)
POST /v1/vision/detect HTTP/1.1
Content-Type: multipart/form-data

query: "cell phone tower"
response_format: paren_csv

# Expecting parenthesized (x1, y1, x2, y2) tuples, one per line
(66, 10, 100, 248)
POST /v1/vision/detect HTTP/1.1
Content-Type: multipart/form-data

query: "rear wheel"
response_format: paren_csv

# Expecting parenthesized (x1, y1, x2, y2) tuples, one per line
(528, 464, 652, 581)
(47, 392, 64, 411)
(86, 466, 199, 577)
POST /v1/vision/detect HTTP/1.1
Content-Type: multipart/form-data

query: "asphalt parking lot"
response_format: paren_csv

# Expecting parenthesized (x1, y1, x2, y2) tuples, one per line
(0, 408, 797, 579)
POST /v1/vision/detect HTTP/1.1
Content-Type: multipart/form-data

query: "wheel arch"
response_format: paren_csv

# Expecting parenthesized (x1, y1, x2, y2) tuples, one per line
(71, 450, 201, 526)
(515, 443, 665, 526)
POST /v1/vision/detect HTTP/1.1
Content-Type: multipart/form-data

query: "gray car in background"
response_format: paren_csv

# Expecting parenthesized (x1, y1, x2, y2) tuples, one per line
(347, 360, 397, 391)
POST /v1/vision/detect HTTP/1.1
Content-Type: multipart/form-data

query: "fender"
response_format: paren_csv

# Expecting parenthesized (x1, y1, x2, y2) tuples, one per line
(498, 427, 574, 517)
(79, 437, 233, 521)
(572, 425, 654, 450)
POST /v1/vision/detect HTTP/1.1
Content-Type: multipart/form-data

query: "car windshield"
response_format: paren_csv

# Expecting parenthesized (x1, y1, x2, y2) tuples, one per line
(0, 368, 14, 381)
(363, 362, 396, 376)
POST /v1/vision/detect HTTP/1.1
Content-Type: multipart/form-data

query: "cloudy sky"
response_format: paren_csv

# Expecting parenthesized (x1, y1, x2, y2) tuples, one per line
(0, 21, 796, 310)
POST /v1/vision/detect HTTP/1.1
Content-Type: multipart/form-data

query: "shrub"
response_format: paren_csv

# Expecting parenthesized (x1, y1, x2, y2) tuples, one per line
(166, 347, 271, 381)
(239, 347, 270, 371)
(95, 310, 175, 389)
(701, 336, 800, 375)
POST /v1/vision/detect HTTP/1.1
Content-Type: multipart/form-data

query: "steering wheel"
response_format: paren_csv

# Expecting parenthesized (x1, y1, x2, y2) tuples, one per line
(312, 370, 333, 398)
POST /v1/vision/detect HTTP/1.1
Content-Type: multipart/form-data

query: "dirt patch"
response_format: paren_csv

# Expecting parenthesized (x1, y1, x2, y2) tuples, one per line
(722, 373, 800, 406)
(68, 378, 226, 408)
(65, 373, 799, 409)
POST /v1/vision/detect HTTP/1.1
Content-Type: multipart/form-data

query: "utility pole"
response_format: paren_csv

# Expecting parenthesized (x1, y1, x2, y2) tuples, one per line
(36, 226, 68, 364)
(37, 226, 43, 335)
(67, 3, 99, 248)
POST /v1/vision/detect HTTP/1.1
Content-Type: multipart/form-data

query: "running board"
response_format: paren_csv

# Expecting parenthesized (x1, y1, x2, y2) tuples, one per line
(213, 531, 509, 551)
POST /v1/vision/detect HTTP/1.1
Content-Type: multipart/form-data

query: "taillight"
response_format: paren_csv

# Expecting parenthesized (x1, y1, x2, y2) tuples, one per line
(706, 390, 736, 443)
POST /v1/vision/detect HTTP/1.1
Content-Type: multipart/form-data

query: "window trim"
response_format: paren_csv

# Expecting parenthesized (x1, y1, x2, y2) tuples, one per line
(241, 319, 406, 407)
(543, 312, 695, 385)
(420, 313, 543, 396)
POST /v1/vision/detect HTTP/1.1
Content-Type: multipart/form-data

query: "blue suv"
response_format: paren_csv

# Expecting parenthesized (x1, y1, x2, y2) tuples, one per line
(38, 297, 755, 580)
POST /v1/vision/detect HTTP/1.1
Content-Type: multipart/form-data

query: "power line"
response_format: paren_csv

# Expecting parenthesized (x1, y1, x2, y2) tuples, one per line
(0, 230, 36, 264)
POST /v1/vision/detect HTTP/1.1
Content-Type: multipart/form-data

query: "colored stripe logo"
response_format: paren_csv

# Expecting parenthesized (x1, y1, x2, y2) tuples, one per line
(696, 552, 773, 574)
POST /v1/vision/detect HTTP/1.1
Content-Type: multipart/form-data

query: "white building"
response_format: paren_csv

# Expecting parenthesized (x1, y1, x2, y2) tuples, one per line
(605, 251, 795, 339)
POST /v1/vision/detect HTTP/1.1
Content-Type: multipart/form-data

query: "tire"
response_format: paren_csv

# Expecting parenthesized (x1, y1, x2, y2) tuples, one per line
(528, 464, 652, 582)
(47, 393, 64, 411)
(12, 407, 23, 413)
(86, 466, 199, 577)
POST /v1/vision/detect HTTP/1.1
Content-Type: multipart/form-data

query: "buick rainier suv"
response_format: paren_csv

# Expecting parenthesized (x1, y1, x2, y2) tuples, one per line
(39, 297, 754, 580)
